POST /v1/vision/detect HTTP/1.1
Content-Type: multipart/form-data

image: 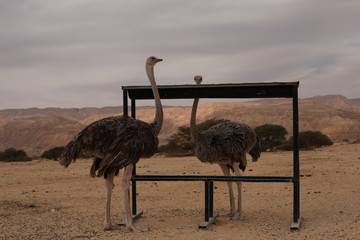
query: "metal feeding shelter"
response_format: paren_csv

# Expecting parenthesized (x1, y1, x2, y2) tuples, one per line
(120, 82, 301, 229)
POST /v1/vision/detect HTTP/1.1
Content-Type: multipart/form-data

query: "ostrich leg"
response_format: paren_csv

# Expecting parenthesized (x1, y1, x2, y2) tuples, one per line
(220, 164, 236, 217)
(104, 173, 121, 230)
(233, 162, 243, 220)
(123, 164, 149, 232)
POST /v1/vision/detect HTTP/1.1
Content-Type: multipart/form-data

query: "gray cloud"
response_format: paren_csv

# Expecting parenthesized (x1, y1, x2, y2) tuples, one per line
(1, 0, 359, 109)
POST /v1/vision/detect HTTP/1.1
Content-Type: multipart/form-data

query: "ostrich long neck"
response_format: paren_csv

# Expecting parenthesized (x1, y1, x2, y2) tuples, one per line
(190, 97, 200, 144)
(146, 64, 163, 135)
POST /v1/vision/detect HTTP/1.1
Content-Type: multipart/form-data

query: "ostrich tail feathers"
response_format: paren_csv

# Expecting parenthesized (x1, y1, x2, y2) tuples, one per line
(59, 139, 83, 167)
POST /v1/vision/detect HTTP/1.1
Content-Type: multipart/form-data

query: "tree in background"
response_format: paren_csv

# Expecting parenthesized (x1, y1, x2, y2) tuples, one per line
(277, 131, 333, 150)
(0, 148, 31, 162)
(299, 131, 333, 149)
(159, 118, 229, 157)
(254, 124, 288, 151)
(41, 146, 65, 160)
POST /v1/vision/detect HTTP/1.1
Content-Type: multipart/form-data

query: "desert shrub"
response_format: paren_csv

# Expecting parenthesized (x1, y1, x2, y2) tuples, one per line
(159, 118, 229, 157)
(297, 131, 333, 150)
(277, 131, 333, 150)
(0, 148, 31, 162)
(254, 124, 288, 151)
(41, 146, 65, 160)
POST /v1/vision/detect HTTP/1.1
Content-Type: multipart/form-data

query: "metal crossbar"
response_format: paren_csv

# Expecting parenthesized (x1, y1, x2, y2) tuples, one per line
(132, 175, 294, 183)
(120, 82, 301, 229)
(130, 175, 295, 228)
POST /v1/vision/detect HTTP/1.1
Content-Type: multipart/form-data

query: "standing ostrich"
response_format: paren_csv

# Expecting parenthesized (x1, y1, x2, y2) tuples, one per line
(190, 75, 261, 220)
(60, 56, 163, 232)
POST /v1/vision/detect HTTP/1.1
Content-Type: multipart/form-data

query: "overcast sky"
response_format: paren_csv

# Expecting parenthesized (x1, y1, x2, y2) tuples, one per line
(1, 0, 359, 109)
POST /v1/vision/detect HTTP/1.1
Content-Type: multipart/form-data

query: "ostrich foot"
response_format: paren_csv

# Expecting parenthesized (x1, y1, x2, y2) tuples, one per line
(231, 213, 243, 220)
(127, 224, 150, 232)
(220, 209, 236, 218)
(221, 212, 235, 218)
(104, 223, 123, 230)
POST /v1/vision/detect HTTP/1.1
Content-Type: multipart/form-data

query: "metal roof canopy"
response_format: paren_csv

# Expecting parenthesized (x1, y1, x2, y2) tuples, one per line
(121, 81, 301, 230)
(122, 82, 298, 100)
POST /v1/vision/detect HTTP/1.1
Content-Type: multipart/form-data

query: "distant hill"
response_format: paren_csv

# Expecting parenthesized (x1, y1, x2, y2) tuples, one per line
(0, 95, 359, 156)
(306, 95, 360, 111)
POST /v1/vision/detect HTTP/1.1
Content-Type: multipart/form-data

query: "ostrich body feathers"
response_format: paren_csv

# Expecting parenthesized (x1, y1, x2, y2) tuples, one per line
(194, 121, 260, 168)
(60, 115, 158, 178)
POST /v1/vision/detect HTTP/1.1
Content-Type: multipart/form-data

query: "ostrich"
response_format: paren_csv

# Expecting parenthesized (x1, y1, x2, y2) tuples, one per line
(60, 56, 163, 232)
(190, 75, 261, 220)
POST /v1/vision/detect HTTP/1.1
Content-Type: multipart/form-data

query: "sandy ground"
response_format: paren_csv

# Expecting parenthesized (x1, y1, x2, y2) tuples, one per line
(1, 143, 359, 240)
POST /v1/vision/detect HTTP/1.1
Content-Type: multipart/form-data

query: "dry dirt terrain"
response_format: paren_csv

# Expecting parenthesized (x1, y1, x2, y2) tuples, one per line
(1, 143, 359, 240)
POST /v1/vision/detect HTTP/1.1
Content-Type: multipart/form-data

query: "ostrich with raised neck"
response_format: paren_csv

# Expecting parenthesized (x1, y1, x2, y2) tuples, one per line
(190, 75, 261, 220)
(60, 56, 163, 232)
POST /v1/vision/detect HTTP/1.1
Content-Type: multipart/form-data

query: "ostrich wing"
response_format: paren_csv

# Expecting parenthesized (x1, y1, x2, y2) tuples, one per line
(75, 116, 133, 157)
(100, 121, 158, 167)
(60, 116, 131, 166)
(61, 115, 159, 177)
(85, 116, 158, 177)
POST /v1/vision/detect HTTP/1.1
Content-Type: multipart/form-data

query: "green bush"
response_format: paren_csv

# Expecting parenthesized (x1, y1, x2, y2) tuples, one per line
(254, 124, 288, 151)
(41, 146, 65, 160)
(0, 148, 31, 162)
(297, 131, 333, 150)
(277, 131, 333, 150)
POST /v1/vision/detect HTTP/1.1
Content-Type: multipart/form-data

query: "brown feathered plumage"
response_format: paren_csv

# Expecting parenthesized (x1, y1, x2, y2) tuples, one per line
(60, 115, 159, 178)
(195, 121, 261, 170)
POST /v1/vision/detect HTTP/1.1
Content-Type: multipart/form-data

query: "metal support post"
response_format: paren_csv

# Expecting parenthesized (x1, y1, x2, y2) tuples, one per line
(291, 86, 301, 230)
(199, 181, 219, 229)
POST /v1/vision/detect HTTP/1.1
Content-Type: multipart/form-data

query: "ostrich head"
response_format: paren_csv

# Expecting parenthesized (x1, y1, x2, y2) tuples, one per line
(146, 56, 163, 66)
(249, 136, 262, 162)
(194, 75, 202, 85)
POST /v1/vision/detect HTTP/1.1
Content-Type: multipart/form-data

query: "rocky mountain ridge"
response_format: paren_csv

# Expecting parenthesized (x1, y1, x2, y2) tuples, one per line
(0, 95, 359, 156)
